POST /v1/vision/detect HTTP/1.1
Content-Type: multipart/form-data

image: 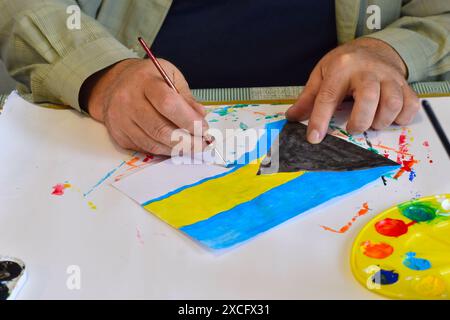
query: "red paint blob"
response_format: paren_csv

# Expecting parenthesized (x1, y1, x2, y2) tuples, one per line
(51, 184, 65, 196)
(375, 218, 409, 237)
(361, 240, 394, 259)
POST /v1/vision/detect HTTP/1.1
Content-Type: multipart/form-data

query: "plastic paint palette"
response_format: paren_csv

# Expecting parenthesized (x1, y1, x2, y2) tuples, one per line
(351, 194, 450, 300)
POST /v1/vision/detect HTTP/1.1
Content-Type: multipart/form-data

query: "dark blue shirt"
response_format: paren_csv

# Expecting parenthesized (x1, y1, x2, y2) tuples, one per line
(151, 0, 337, 89)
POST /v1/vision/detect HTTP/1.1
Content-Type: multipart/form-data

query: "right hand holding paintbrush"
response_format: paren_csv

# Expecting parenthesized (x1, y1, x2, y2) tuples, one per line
(80, 58, 209, 155)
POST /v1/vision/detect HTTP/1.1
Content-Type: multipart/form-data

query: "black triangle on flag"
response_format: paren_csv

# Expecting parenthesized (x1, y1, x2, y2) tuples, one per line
(258, 121, 399, 175)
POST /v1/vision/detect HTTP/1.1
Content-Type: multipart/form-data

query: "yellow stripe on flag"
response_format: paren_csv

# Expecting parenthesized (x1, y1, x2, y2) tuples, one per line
(144, 160, 305, 228)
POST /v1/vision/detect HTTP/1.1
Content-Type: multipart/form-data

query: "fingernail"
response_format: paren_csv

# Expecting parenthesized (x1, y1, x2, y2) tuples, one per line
(285, 108, 295, 120)
(308, 129, 322, 144)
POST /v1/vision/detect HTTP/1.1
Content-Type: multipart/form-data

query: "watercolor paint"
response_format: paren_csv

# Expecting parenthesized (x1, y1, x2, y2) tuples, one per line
(351, 194, 450, 300)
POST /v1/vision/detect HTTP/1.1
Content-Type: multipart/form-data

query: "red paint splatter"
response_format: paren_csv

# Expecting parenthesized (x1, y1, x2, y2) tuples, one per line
(321, 202, 370, 234)
(51, 183, 71, 196)
(391, 129, 419, 180)
(373, 144, 413, 157)
(374, 218, 416, 237)
(143, 154, 154, 163)
(361, 241, 394, 259)
(393, 158, 418, 179)
(397, 129, 409, 163)
(422, 141, 433, 164)
(136, 227, 144, 245)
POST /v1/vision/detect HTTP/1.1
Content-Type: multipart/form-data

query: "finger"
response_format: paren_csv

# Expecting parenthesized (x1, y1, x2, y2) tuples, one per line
(124, 121, 173, 156)
(144, 83, 208, 136)
(371, 80, 403, 130)
(173, 70, 208, 117)
(116, 130, 148, 154)
(184, 94, 207, 117)
(286, 65, 322, 121)
(395, 85, 420, 125)
(307, 72, 350, 144)
(107, 125, 147, 153)
(346, 73, 381, 134)
(133, 101, 208, 153)
(133, 102, 201, 148)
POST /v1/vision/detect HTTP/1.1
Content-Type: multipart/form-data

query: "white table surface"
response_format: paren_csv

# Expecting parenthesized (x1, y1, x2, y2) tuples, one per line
(428, 96, 450, 139)
(0, 92, 449, 300)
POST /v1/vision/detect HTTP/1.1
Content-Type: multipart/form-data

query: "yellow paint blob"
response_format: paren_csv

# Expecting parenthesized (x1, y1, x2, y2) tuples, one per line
(145, 160, 305, 228)
(413, 275, 446, 297)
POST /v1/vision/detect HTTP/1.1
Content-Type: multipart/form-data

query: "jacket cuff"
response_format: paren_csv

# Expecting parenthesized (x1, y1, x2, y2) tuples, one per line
(365, 27, 435, 83)
(41, 36, 139, 112)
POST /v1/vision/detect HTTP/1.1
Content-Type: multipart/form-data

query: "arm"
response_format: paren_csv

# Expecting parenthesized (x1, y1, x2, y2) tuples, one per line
(0, 0, 138, 111)
(366, 0, 450, 82)
(0, 0, 208, 156)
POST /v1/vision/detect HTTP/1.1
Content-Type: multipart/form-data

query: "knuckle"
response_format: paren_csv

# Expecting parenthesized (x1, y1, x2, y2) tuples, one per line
(335, 53, 352, 67)
(361, 90, 380, 103)
(105, 103, 121, 123)
(152, 122, 171, 140)
(159, 94, 178, 117)
(317, 87, 339, 104)
(147, 143, 164, 155)
(113, 88, 131, 106)
(384, 96, 403, 112)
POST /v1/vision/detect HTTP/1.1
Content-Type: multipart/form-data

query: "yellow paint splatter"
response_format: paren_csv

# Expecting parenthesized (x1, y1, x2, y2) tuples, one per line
(88, 201, 97, 210)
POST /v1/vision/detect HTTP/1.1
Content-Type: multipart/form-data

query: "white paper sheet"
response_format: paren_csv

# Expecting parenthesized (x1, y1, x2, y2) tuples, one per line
(0, 92, 449, 299)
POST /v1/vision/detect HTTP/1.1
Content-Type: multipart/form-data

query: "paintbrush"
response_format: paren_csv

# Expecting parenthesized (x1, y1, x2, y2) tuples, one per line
(137, 37, 228, 166)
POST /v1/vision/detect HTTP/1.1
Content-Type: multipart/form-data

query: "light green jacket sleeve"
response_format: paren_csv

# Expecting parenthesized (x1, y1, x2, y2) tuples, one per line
(0, 0, 138, 111)
(366, 0, 450, 82)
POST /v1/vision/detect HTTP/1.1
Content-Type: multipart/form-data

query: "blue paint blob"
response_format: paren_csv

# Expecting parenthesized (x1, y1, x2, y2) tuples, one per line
(409, 170, 417, 182)
(372, 269, 399, 285)
(403, 252, 431, 271)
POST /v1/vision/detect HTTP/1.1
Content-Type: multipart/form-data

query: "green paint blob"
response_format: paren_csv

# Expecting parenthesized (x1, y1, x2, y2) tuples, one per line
(239, 122, 249, 131)
(399, 202, 437, 222)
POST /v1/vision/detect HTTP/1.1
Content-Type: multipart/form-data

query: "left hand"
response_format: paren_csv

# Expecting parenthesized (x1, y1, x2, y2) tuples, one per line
(286, 37, 420, 144)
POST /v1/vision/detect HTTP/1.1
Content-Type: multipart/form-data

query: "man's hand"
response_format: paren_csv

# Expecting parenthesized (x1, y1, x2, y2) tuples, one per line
(286, 37, 420, 144)
(80, 58, 208, 155)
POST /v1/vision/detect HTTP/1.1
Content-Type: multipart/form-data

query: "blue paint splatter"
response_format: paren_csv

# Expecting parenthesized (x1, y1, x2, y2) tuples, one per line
(83, 152, 138, 197)
(372, 269, 399, 285)
(403, 252, 431, 271)
(212, 104, 250, 117)
(409, 170, 417, 182)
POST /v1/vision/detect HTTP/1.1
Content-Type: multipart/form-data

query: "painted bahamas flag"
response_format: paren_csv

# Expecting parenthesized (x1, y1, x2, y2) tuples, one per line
(114, 120, 400, 251)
